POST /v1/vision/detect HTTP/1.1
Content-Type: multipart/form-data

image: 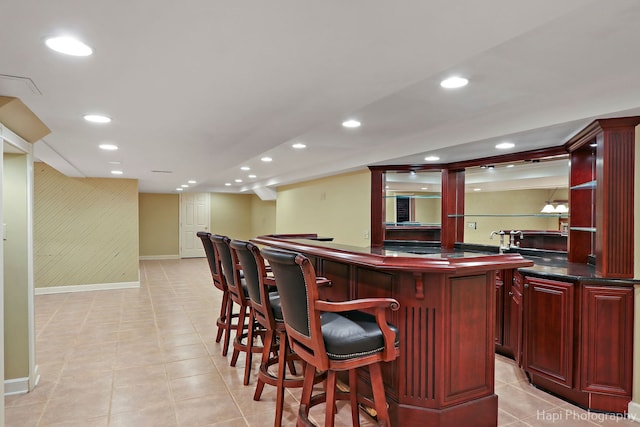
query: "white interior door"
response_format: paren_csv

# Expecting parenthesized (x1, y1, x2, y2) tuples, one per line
(180, 192, 210, 258)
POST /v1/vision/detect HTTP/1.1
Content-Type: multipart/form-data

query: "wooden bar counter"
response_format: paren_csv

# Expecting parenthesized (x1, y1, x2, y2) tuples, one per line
(253, 235, 533, 427)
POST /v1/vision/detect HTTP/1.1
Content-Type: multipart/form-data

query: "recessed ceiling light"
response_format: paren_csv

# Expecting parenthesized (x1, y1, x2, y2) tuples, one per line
(248, 174, 257, 178)
(99, 143, 118, 151)
(181, 184, 189, 188)
(187, 180, 196, 184)
(496, 142, 515, 150)
(421, 187, 428, 190)
(84, 114, 111, 123)
(440, 76, 469, 89)
(240, 166, 250, 171)
(424, 155, 440, 161)
(261, 157, 273, 162)
(176, 188, 183, 191)
(235, 179, 243, 183)
(225, 183, 231, 186)
(292, 143, 306, 149)
(474, 188, 482, 191)
(342, 119, 361, 128)
(108, 161, 121, 165)
(45, 36, 93, 56)
(111, 170, 123, 175)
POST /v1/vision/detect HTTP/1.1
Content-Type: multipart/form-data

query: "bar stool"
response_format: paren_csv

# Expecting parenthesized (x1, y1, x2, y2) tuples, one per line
(196, 231, 238, 355)
(230, 240, 305, 426)
(210, 234, 264, 385)
(262, 247, 400, 427)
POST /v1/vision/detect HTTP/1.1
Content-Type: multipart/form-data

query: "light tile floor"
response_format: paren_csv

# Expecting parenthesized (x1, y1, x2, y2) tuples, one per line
(5, 258, 638, 426)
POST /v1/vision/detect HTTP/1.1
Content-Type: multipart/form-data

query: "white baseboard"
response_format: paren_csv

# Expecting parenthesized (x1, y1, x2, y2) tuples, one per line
(5, 377, 28, 396)
(628, 401, 640, 422)
(5, 365, 40, 396)
(35, 281, 140, 295)
(139, 255, 180, 260)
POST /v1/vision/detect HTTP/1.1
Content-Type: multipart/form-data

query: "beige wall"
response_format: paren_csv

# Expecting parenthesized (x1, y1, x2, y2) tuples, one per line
(3, 154, 29, 380)
(138, 193, 179, 257)
(137, 193, 276, 257)
(464, 188, 568, 246)
(33, 162, 139, 288)
(210, 193, 253, 240)
(276, 170, 371, 247)
(251, 196, 276, 238)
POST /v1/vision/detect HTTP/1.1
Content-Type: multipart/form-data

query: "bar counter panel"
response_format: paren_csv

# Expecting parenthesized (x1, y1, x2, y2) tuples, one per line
(253, 235, 533, 426)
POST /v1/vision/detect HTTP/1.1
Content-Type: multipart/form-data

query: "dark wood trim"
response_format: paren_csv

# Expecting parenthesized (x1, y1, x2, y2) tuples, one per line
(370, 168, 385, 247)
(441, 169, 465, 248)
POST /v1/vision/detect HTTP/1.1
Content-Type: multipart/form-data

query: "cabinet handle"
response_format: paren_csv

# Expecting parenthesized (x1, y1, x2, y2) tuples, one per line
(524, 283, 529, 289)
(508, 291, 514, 296)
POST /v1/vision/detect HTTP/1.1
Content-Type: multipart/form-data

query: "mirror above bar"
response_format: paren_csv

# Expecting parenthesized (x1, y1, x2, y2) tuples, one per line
(460, 156, 569, 251)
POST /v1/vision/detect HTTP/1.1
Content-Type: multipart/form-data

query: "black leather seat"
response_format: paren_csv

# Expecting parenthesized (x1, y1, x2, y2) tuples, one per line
(262, 247, 400, 427)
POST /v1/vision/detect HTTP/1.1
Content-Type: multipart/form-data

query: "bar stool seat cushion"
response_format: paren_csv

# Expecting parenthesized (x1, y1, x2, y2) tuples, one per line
(320, 311, 399, 360)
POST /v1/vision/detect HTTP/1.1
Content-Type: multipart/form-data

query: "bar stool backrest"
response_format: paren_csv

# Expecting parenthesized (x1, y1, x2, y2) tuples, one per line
(230, 240, 275, 329)
(261, 247, 328, 368)
(210, 234, 245, 302)
(197, 231, 223, 289)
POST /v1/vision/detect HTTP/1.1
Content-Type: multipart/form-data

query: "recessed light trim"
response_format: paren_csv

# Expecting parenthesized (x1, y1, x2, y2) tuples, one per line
(45, 36, 93, 56)
(248, 174, 257, 179)
(235, 179, 243, 183)
(84, 114, 111, 124)
(181, 184, 189, 188)
(187, 180, 196, 184)
(292, 143, 306, 149)
(240, 166, 250, 171)
(111, 170, 123, 175)
(224, 183, 232, 186)
(99, 143, 118, 151)
(261, 157, 273, 162)
(496, 142, 515, 150)
(342, 119, 361, 128)
(424, 155, 440, 162)
(176, 188, 183, 191)
(440, 76, 469, 89)
(473, 188, 482, 191)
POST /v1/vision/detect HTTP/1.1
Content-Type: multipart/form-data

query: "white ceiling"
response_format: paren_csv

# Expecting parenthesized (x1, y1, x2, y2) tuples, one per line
(2, 0, 640, 195)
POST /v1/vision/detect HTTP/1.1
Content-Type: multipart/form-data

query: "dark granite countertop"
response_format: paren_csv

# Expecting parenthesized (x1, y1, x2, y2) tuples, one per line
(386, 242, 639, 285)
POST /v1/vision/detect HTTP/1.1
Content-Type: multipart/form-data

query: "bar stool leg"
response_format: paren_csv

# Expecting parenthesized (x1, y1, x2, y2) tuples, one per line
(297, 363, 316, 427)
(369, 363, 390, 426)
(222, 298, 234, 357)
(243, 307, 256, 385)
(325, 370, 337, 427)
(230, 304, 247, 367)
(348, 369, 360, 427)
(253, 328, 274, 401)
(274, 329, 288, 427)
(216, 291, 228, 343)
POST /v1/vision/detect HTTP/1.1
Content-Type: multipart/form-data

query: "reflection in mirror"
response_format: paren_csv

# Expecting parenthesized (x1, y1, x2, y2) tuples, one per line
(385, 171, 441, 226)
(462, 156, 569, 251)
(384, 171, 442, 242)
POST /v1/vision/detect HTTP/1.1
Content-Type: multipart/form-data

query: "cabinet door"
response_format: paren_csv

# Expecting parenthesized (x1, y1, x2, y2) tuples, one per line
(581, 285, 633, 396)
(524, 276, 575, 387)
(508, 271, 523, 365)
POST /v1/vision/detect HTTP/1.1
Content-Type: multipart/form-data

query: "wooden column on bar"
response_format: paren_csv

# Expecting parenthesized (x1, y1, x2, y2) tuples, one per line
(441, 169, 465, 249)
(369, 168, 385, 247)
(566, 117, 640, 278)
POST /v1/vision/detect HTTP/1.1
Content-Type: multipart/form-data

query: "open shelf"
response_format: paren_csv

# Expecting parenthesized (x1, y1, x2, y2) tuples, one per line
(570, 180, 596, 190)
